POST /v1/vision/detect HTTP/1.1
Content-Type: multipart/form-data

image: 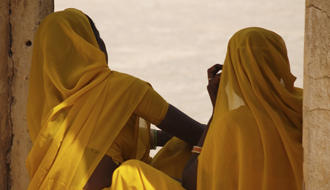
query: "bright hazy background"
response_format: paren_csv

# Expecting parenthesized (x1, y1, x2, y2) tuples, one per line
(55, 0, 304, 151)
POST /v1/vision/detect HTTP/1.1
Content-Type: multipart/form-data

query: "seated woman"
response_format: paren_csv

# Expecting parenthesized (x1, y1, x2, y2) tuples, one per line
(182, 27, 303, 190)
(110, 27, 303, 190)
(25, 8, 205, 190)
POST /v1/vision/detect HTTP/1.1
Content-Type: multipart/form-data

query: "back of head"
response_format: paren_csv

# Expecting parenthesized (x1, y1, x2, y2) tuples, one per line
(228, 27, 295, 90)
(32, 8, 106, 91)
(28, 8, 108, 141)
(216, 27, 301, 127)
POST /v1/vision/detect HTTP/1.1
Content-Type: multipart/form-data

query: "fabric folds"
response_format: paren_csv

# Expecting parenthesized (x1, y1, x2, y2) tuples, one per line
(111, 160, 185, 190)
(151, 137, 192, 180)
(26, 8, 151, 190)
(197, 27, 303, 190)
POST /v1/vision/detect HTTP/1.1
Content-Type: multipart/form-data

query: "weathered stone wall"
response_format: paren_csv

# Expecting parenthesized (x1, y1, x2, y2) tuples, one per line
(0, 1, 12, 190)
(304, 0, 330, 189)
(0, 1, 53, 189)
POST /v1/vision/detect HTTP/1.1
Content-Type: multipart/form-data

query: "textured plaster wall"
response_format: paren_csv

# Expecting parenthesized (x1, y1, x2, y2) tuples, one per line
(304, 0, 330, 189)
(0, 1, 53, 189)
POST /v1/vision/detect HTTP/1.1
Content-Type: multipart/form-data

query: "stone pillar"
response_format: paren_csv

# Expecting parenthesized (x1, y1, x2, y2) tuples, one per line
(0, 1, 53, 189)
(303, 0, 330, 189)
(0, 1, 12, 190)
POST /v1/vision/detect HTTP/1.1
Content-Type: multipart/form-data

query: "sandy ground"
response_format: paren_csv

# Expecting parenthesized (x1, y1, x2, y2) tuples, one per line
(55, 0, 305, 154)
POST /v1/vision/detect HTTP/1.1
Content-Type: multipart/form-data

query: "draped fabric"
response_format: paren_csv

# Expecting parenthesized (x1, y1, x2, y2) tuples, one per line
(197, 27, 303, 190)
(109, 137, 193, 190)
(150, 137, 192, 180)
(111, 160, 185, 190)
(26, 8, 151, 190)
(107, 138, 192, 190)
(105, 27, 303, 190)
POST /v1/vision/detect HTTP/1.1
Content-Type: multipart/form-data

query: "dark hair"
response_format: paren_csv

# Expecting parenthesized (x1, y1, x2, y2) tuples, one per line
(85, 14, 100, 37)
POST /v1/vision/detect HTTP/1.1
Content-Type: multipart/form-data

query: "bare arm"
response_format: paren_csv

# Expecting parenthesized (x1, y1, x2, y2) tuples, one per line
(181, 118, 211, 190)
(150, 129, 174, 148)
(157, 104, 206, 146)
(181, 64, 223, 190)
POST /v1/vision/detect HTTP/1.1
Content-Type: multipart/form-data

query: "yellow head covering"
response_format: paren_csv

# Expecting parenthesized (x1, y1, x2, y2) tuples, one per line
(197, 27, 303, 189)
(26, 8, 150, 189)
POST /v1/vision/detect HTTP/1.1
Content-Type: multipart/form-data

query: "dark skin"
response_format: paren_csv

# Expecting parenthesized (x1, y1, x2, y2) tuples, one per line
(150, 130, 174, 147)
(181, 64, 222, 190)
(83, 16, 205, 190)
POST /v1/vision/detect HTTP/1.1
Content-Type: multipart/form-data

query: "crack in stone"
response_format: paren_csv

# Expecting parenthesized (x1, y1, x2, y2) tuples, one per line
(7, 1, 14, 189)
(304, 107, 330, 112)
(304, 73, 330, 80)
(307, 4, 330, 19)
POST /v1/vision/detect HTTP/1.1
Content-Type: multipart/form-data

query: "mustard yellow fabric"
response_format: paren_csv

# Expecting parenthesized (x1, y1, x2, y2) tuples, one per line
(135, 88, 170, 126)
(110, 160, 185, 190)
(150, 137, 192, 180)
(109, 138, 192, 190)
(26, 8, 167, 190)
(106, 115, 137, 165)
(198, 27, 303, 189)
(106, 88, 169, 165)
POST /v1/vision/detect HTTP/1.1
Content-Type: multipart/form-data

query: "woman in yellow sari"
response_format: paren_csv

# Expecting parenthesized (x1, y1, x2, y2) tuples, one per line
(183, 27, 303, 190)
(26, 8, 204, 190)
(110, 27, 303, 190)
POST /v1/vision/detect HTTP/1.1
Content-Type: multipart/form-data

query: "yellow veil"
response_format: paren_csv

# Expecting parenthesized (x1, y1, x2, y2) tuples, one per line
(26, 8, 150, 189)
(197, 27, 303, 189)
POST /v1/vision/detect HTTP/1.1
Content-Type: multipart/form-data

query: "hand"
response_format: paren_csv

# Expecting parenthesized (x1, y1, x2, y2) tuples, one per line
(207, 64, 223, 108)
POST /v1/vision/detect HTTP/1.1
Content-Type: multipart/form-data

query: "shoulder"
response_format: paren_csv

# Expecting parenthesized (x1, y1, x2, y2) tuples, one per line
(111, 71, 151, 87)
(107, 71, 152, 96)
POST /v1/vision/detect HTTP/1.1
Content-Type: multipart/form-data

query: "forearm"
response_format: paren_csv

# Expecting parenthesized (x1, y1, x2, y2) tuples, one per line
(182, 64, 220, 189)
(157, 104, 205, 145)
(182, 155, 198, 190)
(150, 129, 174, 148)
(157, 130, 173, 146)
(183, 121, 209, 170)
(181, 116, 212, 190)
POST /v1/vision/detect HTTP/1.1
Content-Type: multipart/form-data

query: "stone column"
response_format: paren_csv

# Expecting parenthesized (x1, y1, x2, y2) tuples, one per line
(304, 0, 330, 189)
(0, 1, 53, 189)
(0, 1, 12, 190)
